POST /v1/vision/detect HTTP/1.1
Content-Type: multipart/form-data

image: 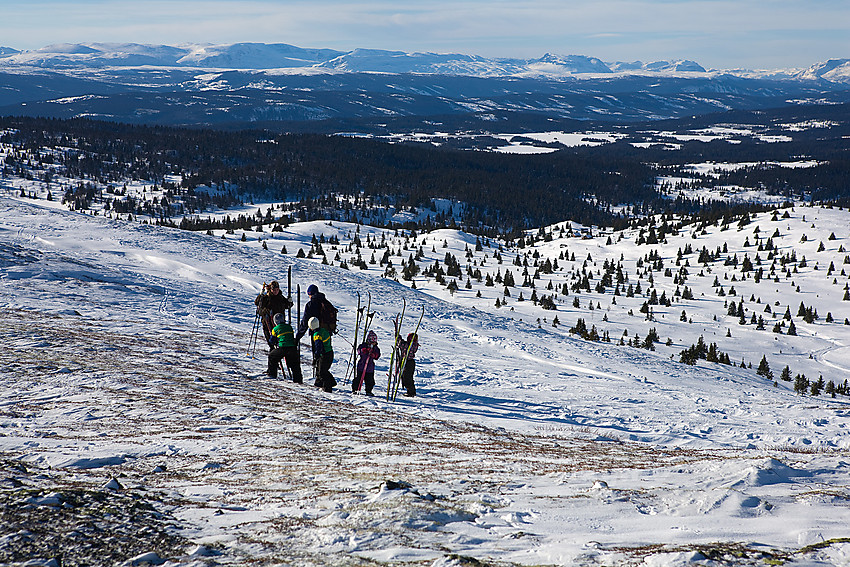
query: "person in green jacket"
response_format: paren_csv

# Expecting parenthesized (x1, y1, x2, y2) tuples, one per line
(309, 316, 336, 392)
(267, 313, 303, 383)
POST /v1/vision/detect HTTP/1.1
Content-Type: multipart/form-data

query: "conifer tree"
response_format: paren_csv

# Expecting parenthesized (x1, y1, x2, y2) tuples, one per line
(794, 373, 808, 394)
(756, 355, 773, 380)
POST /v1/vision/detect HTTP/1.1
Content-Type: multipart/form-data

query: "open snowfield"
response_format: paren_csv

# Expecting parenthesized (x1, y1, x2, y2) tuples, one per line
(2, 196, 850, 566)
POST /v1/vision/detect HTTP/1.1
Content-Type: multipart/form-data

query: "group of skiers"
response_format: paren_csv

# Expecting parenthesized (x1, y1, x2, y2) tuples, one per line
(254, 281, 418, 397)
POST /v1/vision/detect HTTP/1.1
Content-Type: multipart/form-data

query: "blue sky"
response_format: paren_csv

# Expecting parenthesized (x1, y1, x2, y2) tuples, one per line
(3, 0, 848, 69)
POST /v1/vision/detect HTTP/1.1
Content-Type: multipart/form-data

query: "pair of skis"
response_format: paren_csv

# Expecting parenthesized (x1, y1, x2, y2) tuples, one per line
(386, 299, 423, 402)
(345, 292, 375, 392)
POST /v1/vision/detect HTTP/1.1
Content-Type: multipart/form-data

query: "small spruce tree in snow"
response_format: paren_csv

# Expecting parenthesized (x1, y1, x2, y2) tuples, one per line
(826, 380, 837, 398)
(794, 374, 809, 394)
(756, 355, 773, 380)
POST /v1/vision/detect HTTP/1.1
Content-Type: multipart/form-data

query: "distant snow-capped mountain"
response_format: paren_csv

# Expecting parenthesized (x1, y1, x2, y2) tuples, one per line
(176, 43, 345, 69)
(608, 59, 706, 73)
(316, 50, 615, 77)
(521, 53, 613, 77)
(0, 41, 846, 84)
(0, 42, 623, 78)
(800, 58, 850, 82)
(4, 42, 189, 67)
(0, 42, 342, 70)
(316, 48, 523, 76)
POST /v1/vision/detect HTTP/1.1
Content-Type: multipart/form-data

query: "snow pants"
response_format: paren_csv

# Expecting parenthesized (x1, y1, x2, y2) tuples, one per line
(314, 354, 336, 392)
(268, 346, 303, 383)
(353, 371, 375, 394)
(401, 358, 416, 397)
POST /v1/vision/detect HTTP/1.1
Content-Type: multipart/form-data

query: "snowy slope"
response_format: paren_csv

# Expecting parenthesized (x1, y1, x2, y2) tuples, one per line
(2, 196, 850, 566)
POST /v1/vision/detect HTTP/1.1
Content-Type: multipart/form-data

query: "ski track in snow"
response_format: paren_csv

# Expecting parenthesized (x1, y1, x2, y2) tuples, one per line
(2, 197, 850, 566)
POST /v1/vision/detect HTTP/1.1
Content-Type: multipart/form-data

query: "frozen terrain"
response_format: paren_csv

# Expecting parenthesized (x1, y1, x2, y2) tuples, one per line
(1, 193, 850, 566)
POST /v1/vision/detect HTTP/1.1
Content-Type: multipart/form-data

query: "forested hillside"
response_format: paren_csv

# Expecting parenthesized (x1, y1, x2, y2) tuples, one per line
(0, 116, 655, 232)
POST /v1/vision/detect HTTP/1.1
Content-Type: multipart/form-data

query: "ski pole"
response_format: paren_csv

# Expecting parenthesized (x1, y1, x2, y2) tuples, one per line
(249, 282, 269, 358)
(287, 266, 292, 325)
(248, 309, 261, 358)
(345, 293, 361, 385)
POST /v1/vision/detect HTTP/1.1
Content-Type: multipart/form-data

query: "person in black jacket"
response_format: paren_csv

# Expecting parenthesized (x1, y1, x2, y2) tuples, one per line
(295, 284, 333, 342)
(254, 280, 293, 348)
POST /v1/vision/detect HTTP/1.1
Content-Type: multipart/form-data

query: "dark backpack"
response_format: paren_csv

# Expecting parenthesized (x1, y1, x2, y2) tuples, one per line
(319, 298, 338, 334)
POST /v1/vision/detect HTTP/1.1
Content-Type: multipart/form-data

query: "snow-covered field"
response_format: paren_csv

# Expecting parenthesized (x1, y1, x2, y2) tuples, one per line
(2, 194, 850, 566)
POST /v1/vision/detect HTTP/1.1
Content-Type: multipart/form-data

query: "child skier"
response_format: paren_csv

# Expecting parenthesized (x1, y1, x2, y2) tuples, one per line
(309, 316, 336, 392)
(353, 330, 380, 396)
(397, 332, 419, 397)
(267, 313, 302, 383)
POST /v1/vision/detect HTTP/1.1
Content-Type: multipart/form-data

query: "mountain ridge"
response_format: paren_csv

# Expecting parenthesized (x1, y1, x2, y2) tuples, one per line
(1, 42, 848, 130)
(1, 41, 847, 83)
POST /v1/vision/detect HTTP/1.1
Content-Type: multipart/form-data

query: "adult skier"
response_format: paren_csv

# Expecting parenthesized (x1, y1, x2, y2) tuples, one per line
(309, 316, 336, 392)
(255, 280, 293, 348)
(267, 313, 302, 383)
(295, 284, 337, 342)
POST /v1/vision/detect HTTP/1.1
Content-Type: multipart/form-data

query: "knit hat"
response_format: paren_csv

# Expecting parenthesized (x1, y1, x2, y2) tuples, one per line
(366, 330, 377, 344)
(307, 284, 318, 296)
